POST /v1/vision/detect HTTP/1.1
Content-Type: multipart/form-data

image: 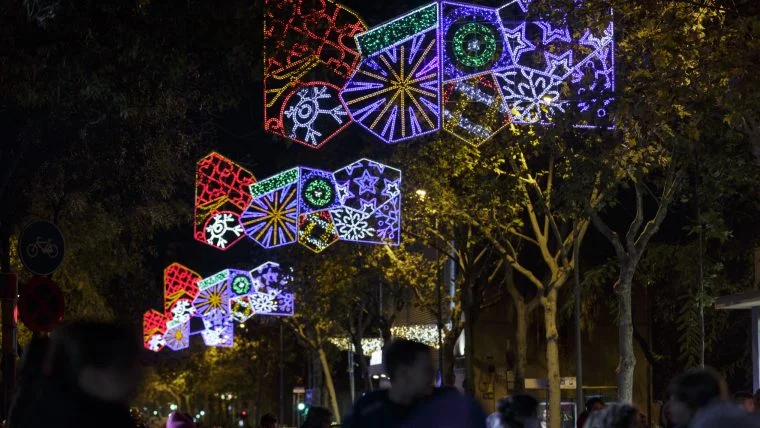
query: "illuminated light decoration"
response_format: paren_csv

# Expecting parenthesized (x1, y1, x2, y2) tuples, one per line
(341, 25, 441, 144)
(143, 310, 168, 352)
(201, 314, 234, 348)
(163, 263, 201, 316)
(298, 168, 340, 214)
(230, 272, 254, 296)
(144, 261, 296, 352)
(298, 211, 340, 253)
(495, 67, 565, 124)
(241, 182, 299, 248)
(281, 82, 350, 148)
(194, 153, 256, 250)
(250, 168, 299, 199)
(355, 3, 438, 56)
(193, 270, 232, 320)
(441, 2, 512, 82)
(327, 337, 384, 355)
(330, 159, 401, 245)
(163, 321, 190, 351)
(391, 323, 450, 348)
(264, 0, 366, 148)
(495, 5, 615, 127)
(442, 74, 511, 146)
(230, 295, 255, 322)
(204, 211, 245, 250)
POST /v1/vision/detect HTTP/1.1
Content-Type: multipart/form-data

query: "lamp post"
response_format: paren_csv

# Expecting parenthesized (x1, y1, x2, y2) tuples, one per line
(416, 189, 444, 380)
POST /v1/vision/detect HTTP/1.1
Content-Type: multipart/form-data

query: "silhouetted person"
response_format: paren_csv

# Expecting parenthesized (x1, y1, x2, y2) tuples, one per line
(260, 413, 278, 428)
(691, 404, 760, 428)
(577, 398, 606, 428)
(486, 394, 538, 428)
(669, 368, 727, 427)
(583, 403, 643, 428)
(301, 407, 331, 428)
(9, 320, 142, 428)
(345, 339, 437, 427)
(734, 391, 755, 413)
(7, 334, 51, 428)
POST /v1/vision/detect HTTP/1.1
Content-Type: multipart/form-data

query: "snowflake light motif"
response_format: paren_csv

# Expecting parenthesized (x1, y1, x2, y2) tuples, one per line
(495, 67, 564, 124)
(204, 212, 245, 250)
(148, 334, 167, 352)
(251, 289, 280, 314)
(170, 299, 197, 324)
(282, 83, 350, 148)
(331, 208, 375, 241)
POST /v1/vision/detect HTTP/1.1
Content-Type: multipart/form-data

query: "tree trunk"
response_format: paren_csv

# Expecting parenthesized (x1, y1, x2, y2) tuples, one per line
(443, 331, 458, 386)
(351, 334, 373, 392)
(514, 297, 528, 394)
(617, 265, 636, 403)
(544, 288, 561, 428)
(318, 346, 341, 421)
(464, 307, 475, 395)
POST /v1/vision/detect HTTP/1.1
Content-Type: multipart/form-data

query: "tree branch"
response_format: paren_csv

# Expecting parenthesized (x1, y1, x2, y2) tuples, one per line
(625, 179, 646, 248)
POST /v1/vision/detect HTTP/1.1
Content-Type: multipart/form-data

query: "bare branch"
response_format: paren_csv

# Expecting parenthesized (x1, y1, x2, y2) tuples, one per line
(634, 169, 683, 253)
(589, 208, 626, 260)
(625, 179, 646, 248)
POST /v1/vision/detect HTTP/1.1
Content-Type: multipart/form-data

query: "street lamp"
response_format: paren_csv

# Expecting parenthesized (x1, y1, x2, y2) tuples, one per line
(415, 189, 427, 201)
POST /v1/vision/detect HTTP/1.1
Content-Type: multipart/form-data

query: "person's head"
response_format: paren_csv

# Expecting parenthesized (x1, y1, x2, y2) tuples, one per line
(691, 404, 760, 428)
(43, 320, 143, 404)
(585, 397, 606, 413)
(669, 368, 728, 425)
(301, 406, 331, 428)
(734, 392, 755, 413)
(583, 404, 642, 428)
(498, 394, 538, 427)
(260, 413, 278, 428)
(383, 339, 434, 400)
(167, 411, 197, 428)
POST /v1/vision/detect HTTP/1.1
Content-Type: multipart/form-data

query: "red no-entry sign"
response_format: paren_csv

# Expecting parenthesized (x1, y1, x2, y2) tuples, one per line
(18, 276, 65, 333)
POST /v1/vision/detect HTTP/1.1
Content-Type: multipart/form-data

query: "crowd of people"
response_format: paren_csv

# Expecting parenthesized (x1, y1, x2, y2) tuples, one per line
(4, 320, 760, 427)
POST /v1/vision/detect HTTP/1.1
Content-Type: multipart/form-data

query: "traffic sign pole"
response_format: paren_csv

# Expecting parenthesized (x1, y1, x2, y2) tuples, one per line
(0, 273, 18, 420)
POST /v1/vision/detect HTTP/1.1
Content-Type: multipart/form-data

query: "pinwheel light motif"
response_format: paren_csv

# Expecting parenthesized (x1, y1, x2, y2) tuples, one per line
(193, 273, 232, 319)
(163, 322, 190, 351)
(341, 28, 440, 144)
(241, 183, 298, 248)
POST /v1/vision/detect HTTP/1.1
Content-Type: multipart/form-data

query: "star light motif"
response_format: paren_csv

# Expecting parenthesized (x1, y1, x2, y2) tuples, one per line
(503, 23, 535, 64)
(536, 22, 571, 44)
(336, 181, 353, 205)
(383, 179, 400, 198)
(544, 50, 574, 77)
(355, 170, 379, 195)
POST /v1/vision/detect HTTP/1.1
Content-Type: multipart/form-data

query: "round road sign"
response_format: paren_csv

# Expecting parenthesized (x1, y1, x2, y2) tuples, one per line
(19, 276, 65, 333)
(18, 221, 65, 275)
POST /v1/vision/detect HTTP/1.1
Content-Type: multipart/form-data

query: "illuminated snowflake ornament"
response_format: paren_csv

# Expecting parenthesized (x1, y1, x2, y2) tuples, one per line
(169, 299, 197, 324)
(204, 212, 245, 250)
(282, 83, 350, 148)
(251, 289, 280, 314)
(163, 322, 190, 351)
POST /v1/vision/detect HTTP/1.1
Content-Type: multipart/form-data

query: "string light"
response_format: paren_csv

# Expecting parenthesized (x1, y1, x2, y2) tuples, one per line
(355, 3, 438, 56)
